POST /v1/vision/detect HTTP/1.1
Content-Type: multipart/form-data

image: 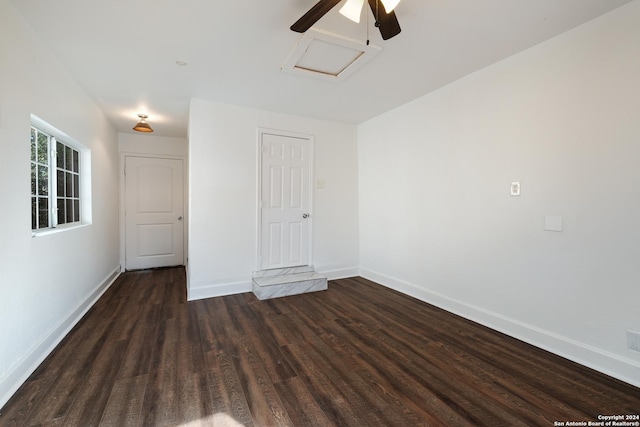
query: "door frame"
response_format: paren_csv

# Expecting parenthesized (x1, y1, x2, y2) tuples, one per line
(119, 153, 188, 272)
(256, 128, 314, 272)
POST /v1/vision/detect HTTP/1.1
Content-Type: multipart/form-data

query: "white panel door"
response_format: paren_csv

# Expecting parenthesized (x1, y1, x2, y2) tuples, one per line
(260, 132, 311, 270)
(125, 156, 184, 269)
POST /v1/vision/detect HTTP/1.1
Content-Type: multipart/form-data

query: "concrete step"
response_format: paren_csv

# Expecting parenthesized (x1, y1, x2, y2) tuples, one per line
(252, 265, 315, 278)
(252, 271, 327, 300)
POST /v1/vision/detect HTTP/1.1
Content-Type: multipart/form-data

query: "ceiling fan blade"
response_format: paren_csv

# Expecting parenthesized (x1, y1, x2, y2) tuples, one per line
(291, 0, 343, 33)
(367, 0, 401, 40)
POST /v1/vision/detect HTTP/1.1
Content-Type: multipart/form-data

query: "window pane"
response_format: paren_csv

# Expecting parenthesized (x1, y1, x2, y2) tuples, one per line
(31, 123, 87, 232)
(38, 197, 49, 229)
(57, 198, 66, 225)
(72, 150, 79, 172)
(66, 199, 73, 223)
(65, 172, 73, 197)
(73, 174, 79, 198)
(38, 165, 48, 196)
(31, 164, 37, 196)
(57, 170, 65, 197)
(32, 197, 37, 229)
(37, 132, 48, 163)
(31, 128, 36, 162)
(57, 141, 65, 169)
(65, 146, 72, 170)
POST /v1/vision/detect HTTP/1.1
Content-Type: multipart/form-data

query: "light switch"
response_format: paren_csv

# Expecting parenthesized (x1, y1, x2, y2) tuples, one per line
(315, 178, 325, 189)
(544, 215, 563, 232)
(510, 181, 520, 196)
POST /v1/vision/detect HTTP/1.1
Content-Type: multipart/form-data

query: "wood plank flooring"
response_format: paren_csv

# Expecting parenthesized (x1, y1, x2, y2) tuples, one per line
(1, 267, 639, 426)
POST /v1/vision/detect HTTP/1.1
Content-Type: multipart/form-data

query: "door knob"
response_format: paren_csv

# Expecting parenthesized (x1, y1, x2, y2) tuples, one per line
(178, 216, 183, 220)
(302, 213, 309, 219)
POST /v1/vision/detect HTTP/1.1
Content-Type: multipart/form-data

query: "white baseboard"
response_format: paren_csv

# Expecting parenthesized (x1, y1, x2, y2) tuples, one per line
(186, 266, 360, 301)
(0, 266, 121, 409)
(319, 266, 359, 281)
(360, 267, 640, 389)
(187, 280, 252, 301)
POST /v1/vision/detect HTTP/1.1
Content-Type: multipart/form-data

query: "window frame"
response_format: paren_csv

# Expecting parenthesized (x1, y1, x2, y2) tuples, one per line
(30, 115, 90, 236)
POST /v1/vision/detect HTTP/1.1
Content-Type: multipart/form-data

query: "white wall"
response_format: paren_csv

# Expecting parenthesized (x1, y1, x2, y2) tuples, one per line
(358, 1, 640, 386)
(119, 133, 188, 158)
(188, 100, 359, 299)
(0, 0, 120, 407)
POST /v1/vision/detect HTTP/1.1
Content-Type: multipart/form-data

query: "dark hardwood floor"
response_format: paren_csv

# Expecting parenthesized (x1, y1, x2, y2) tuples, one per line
(1, 267, 639, 426)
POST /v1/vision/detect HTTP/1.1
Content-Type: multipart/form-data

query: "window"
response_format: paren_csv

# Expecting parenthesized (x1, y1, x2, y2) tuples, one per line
(30, 121, 83, 231)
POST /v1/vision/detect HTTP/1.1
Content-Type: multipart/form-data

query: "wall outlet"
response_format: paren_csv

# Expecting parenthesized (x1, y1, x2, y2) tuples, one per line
(627, 330, 640, 352)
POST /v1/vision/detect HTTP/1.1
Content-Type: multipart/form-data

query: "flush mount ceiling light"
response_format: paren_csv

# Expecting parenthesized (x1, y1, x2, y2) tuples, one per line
(133, 114, 153, 132)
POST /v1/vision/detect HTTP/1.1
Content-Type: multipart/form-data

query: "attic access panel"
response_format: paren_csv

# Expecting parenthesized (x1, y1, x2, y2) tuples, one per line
(282, 28, 381, 82)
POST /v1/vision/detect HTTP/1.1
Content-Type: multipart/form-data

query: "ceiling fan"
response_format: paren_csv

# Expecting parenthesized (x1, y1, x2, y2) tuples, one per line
(291, 0, 402, 40)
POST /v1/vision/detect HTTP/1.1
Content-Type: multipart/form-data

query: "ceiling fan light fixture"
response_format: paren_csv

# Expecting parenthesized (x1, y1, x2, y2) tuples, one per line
(381, 0, 401, 13)
(291, 0, 401, 40)
(339, 0, 365, 23)
(133, 114, 153, 132)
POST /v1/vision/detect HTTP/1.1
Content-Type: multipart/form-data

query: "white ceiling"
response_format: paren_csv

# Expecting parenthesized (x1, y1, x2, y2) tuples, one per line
(10, 0, 634, 137)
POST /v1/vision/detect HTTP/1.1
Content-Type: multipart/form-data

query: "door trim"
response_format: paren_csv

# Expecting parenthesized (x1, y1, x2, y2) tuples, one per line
(256, 128, 314, 272)
(119, 153, 188, 272)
